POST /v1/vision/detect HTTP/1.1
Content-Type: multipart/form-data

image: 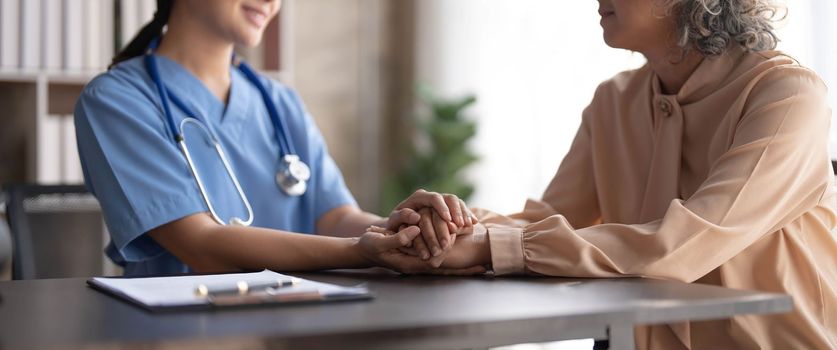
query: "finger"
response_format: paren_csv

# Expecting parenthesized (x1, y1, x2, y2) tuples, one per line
(367, 226, 389, 234)
(399, 190, 452, 222)
(379, 226, 421, 250)
(413, 209, 432, 259)
(428, 192, 453, 222)
(396, 224, 412, 246)
(459, 199, 476, 227)
(388, 208, 421, 230)
(444, 194, 464, 227)
(381, 251, 436, 274)
(428, 251, 445, 268)
(447, 221, 459, 235)
(412, 234, 430, 260)
(419, 208, 443, 257)
(397, 246, 420, 256)
(432, 210, 452, 250)
(457, 198, 478, 225)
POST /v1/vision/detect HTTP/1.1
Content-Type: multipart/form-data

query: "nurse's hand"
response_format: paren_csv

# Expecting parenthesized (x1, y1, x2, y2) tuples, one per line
(357, 225, 435, 272)
(361, 226, 489, 275)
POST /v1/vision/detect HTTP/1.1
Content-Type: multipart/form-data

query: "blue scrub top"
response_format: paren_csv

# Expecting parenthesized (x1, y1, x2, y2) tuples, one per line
(74, 55, 357, 277)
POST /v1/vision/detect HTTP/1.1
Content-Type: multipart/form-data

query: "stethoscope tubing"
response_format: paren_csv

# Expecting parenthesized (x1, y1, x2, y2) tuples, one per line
(142, 36, 307, 225)
(177, 118, 255, 227)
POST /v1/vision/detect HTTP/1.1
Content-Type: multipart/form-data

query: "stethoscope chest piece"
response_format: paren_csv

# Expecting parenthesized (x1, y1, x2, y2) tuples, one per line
(276, 155, 310, 197)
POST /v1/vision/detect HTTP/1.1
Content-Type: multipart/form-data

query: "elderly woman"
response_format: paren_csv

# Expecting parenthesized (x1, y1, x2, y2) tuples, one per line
(373, 0, 837, 348)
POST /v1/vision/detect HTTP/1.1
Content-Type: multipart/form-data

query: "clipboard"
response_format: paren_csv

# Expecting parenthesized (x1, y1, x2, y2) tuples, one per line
(87, 270, 372, 312)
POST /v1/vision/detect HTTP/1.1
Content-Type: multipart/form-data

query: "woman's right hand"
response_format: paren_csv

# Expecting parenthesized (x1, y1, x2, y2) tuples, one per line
(357, 225, 486, 275)
(358, 225, 490, 275)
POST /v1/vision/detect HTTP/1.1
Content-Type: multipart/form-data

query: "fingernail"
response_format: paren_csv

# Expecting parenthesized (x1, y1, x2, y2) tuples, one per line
(440, 239, 448, 248)
(431, 247, 442, 257)
(422, 251, 430, 260)
(410, 213, 420, 221)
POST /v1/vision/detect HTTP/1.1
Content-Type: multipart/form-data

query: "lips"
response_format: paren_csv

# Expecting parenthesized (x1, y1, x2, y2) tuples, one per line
(243, 6, 268, 28)
(598, 9, 615, 18)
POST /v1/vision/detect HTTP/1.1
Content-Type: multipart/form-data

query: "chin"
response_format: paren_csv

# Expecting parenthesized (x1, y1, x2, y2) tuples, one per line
(602, 32, 618, 49)
(235, 32, 264, 48)
(601, 32, 629, 51)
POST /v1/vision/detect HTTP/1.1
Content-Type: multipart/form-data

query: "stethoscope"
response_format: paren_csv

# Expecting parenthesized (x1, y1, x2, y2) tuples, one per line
(144, 37, 311, 226)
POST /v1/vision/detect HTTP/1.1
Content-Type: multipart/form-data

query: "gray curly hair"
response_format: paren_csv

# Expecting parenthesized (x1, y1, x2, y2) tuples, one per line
(661, 0, 785, 56)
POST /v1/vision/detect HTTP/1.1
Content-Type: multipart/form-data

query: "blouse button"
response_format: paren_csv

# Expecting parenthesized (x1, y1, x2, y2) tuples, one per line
(658, 99, 673, 117)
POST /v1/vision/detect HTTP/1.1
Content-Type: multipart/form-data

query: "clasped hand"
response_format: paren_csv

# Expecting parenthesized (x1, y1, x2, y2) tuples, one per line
(358, 190, 490, 274)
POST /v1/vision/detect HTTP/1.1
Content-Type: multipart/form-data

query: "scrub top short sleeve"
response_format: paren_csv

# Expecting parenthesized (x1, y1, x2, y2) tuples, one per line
(75, 74, 206, 264)
(75, 57, 358, 276)
(277, 87, 357, 220)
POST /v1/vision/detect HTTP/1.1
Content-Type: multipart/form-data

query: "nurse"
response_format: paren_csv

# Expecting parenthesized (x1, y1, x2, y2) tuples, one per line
(75, 0, 480, 276)
(386, 0, 837, 348)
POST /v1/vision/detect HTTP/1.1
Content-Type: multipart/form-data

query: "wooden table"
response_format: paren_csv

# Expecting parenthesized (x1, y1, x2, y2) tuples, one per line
(0, 270, 793, 350)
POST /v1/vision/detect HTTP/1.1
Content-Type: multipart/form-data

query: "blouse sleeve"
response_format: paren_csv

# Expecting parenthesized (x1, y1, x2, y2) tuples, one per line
(488, 67, 834, 281)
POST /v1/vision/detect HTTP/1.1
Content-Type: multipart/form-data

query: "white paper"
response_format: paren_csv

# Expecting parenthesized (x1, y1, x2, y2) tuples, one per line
(90, 270, 368, 308)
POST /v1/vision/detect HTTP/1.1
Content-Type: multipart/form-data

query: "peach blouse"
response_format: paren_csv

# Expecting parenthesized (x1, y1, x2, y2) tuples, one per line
(483, 45, 837, 349)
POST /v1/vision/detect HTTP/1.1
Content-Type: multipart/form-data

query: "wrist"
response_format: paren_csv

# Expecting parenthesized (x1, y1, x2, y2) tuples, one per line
(478, 232, 492, 266)
(348, 237, 376, 268)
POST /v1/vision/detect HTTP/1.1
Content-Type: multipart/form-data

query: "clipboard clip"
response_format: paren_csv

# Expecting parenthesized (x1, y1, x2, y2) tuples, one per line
(208, 288, 325, 306)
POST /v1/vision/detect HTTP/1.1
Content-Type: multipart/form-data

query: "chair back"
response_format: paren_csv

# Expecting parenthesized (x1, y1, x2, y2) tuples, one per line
(4, 184, 110, 280)
(0, 213, 10, 273)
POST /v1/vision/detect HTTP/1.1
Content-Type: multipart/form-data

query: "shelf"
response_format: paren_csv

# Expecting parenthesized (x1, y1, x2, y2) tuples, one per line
(0, 69, 291, 85)
(0, 69, 101, 85)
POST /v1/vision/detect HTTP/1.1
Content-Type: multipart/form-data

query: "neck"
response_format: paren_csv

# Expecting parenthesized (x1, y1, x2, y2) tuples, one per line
(157, 10, 233, 104)
(643, 46, 704, 95)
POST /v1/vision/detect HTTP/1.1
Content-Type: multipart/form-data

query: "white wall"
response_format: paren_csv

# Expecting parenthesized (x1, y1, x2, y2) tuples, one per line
(415, 0, 644, 214)
(416, 0, 837, 215)
(773, 0, 837, 157)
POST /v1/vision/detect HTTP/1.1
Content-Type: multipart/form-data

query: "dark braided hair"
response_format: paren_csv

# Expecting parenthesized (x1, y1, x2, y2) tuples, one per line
(109, 0, 174, 69)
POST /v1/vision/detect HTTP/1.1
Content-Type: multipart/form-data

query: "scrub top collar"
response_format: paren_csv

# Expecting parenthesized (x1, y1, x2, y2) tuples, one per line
(151, 54, 252, 125)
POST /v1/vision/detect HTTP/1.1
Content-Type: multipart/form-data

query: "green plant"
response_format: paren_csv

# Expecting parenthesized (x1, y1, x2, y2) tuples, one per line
(379, 87, 479, 215)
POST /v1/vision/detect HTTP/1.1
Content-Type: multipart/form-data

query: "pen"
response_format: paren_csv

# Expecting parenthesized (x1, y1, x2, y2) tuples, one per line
(195, 278, 300, 297)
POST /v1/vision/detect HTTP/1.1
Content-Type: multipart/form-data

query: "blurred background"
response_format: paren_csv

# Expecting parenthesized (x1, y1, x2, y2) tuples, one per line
(0, 1, 833, 348)
(0, 0, 835, 215)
